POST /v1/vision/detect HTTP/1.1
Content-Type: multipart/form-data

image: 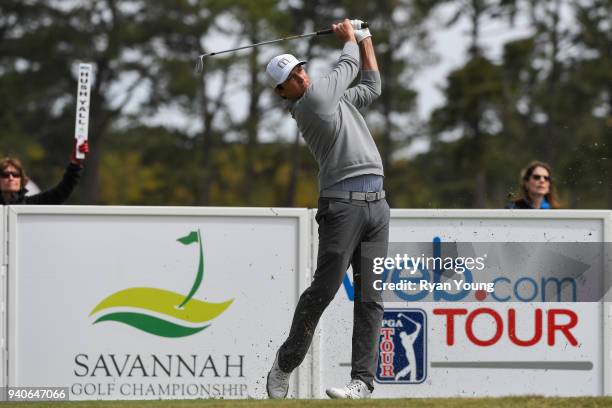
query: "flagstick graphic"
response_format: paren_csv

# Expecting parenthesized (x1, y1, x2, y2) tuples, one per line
(177, 229, 204, 309)
(90, 228, 233, 338)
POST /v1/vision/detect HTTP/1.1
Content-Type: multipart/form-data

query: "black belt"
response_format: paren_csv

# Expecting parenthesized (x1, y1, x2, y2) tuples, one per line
(320, 190, 386, 202)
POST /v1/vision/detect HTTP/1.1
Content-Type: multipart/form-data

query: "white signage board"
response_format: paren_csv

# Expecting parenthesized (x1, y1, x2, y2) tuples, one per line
(7, 206, 311, 400)
(314, 210, 612, 398)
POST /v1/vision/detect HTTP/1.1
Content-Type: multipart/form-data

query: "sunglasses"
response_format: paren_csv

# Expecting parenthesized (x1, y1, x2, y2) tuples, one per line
(0, 171, 21, 179)
(530, 174, 550, 182)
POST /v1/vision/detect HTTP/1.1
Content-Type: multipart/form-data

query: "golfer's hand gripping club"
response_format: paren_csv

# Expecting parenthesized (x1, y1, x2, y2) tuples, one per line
(195, 21, 369, 73)
(350, 19, 372, 43)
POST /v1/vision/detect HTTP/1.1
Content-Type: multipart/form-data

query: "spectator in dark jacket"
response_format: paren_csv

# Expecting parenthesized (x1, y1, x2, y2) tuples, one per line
(505, 160, 560, 209)
(0, 141, 88, 205)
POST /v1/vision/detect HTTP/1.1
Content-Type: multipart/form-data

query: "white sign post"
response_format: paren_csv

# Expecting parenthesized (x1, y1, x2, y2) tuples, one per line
(74, 63, 93, 159)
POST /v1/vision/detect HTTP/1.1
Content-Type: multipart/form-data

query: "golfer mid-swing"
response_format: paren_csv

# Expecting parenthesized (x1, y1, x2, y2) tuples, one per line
(266, 18, 389, 399)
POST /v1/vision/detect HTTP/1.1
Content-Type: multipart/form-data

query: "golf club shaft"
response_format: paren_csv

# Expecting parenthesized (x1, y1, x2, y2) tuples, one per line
(204, 31, 325, 58)
(398, 313, 417, 324)
(196, 22, 369, 72)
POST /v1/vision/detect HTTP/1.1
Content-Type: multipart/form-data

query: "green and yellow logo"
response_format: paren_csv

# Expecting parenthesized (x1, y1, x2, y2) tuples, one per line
(90, 229, 233, 338)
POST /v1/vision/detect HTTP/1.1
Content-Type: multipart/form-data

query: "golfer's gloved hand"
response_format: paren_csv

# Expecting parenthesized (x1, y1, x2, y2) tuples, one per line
(70, 140, 89, 165)
(350, 19, 372, 43)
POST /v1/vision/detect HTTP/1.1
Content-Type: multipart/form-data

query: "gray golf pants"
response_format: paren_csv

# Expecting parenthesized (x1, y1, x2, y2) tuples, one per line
(277, 196, 389, 390)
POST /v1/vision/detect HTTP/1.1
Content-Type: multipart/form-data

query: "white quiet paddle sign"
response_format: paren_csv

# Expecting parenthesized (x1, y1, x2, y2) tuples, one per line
(74, 63, 93, 159)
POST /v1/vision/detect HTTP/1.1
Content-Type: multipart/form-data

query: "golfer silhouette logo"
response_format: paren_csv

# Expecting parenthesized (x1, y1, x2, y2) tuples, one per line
(376, 309, 427, 384)
(394, 313, 421, 381)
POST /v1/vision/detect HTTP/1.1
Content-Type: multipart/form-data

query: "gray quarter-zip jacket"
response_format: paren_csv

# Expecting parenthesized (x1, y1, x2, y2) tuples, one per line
(288, 41, 384, 191)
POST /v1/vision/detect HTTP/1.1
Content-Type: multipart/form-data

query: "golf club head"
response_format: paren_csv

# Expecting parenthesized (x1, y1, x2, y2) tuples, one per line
(194, 53, 209, 74)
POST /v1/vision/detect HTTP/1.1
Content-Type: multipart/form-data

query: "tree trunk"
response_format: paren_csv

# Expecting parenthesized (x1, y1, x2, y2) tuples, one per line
(608, 88, 612, 209)
(471, 119, 487, 208)
(539, 0, 562, 164)
(608, 137, 612, 209)
(474, 170, 487, 208)
(81, 61, 109, 204)
(197, 70, 213, 205)
(243, 26, 261, 204)
(469, 0, 484, 57)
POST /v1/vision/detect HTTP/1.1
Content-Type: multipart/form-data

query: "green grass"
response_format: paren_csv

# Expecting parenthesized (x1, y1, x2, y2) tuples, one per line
(8, 397, 612, 408)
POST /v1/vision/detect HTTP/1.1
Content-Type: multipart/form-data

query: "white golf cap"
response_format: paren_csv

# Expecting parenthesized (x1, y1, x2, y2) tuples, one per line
(266, 54, 306, 87)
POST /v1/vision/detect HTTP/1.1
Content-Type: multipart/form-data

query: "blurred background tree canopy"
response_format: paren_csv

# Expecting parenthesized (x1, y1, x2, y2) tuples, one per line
(0, 0, 609, 208)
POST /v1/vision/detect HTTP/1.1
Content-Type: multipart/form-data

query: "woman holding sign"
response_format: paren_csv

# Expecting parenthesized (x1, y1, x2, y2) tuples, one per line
(0, 141, 88, 205)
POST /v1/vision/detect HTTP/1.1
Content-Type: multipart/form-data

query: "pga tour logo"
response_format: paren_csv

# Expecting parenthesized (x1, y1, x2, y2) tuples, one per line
(376, 309, 426, 384)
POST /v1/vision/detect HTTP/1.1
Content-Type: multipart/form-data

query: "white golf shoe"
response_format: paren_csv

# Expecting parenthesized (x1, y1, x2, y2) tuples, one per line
(325, 379, 371, 399)
(266, 352, 291, 399)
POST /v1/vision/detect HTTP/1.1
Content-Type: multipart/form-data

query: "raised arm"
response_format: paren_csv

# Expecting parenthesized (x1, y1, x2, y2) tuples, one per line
(25, 141, 88, 205)
(25, 162, 82, 205)
(359, 34, 379, 72)
(344, 25, 381, 109)
(307, 19, 360, 113)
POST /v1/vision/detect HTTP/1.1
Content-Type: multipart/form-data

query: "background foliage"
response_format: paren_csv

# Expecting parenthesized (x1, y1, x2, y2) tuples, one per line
(1, 0, 610, 208)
